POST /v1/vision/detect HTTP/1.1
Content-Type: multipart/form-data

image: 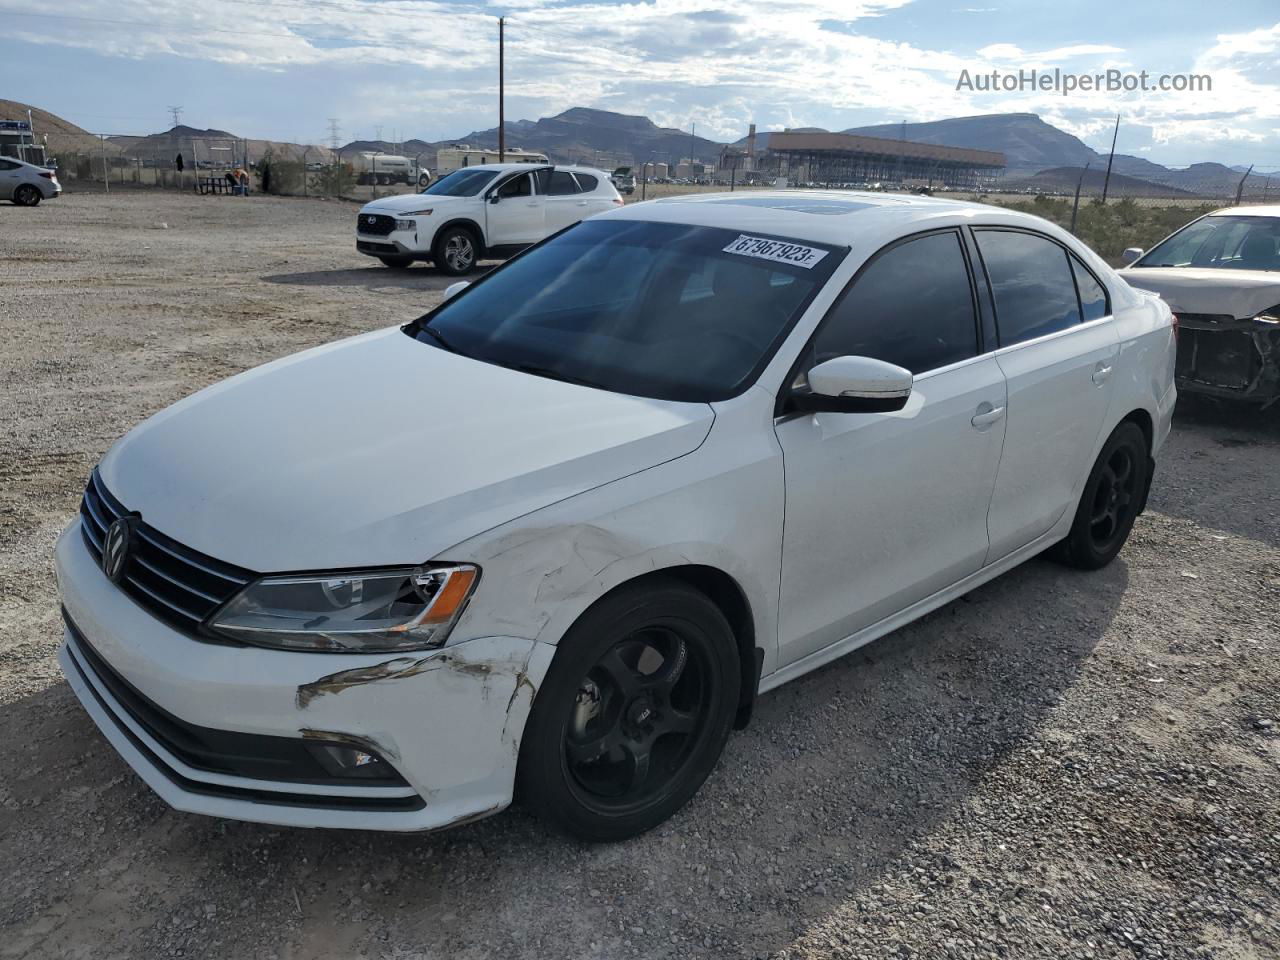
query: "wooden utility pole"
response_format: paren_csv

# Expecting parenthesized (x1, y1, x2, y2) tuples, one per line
(1100, 113, 1120, 204)
(498, 17, 505, 162)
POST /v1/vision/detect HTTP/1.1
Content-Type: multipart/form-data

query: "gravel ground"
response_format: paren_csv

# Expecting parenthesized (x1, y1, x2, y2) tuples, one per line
(1, 192, 1278, 960)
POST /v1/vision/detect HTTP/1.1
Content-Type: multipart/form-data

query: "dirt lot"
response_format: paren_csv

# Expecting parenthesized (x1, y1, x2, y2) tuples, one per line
(1, 192, 1278, 960)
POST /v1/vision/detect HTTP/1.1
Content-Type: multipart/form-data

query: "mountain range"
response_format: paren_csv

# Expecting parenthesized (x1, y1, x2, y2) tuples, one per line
(5, 99, 1275, 195)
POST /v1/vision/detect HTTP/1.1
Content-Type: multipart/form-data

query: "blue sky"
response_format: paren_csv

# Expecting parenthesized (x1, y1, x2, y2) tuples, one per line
(2, 0, 1278, 168)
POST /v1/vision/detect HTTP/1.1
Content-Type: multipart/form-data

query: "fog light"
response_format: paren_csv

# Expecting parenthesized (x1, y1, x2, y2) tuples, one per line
(306, 742, 401, 781)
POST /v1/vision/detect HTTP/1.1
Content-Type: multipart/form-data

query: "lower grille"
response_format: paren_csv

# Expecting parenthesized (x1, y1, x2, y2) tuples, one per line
(80, 470, 253, 635)
(64, 613, 423, 811)
(357, 240, 400, 254)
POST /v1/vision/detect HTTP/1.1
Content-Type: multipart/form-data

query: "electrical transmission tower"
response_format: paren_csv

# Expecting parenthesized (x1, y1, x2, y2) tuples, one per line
(327, 119, 342, 151)
(167, 105, 183, 127)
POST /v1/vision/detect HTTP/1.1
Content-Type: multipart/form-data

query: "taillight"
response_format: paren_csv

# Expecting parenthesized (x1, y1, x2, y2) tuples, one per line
(1170, 313, 1179, 342)
(613, 198, 624, 206)
(39, 171, 54, 180)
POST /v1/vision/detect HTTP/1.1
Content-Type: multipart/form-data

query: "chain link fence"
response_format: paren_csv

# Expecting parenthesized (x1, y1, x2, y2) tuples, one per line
(29, 129, 1278, 265)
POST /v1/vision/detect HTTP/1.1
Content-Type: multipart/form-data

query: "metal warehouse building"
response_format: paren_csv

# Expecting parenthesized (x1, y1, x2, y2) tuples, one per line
(765, 131, 1005, 190)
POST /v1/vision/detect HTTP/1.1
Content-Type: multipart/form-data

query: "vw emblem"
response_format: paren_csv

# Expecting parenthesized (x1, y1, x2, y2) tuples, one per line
(102, 517, 134, 584)
(366, 215, 376, 224)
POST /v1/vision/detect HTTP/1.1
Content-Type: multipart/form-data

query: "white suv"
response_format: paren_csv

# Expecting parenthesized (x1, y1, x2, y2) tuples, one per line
(355, 163, 621, 274)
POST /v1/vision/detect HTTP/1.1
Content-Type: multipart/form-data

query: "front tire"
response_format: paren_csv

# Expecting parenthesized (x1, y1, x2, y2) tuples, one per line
(1052, 421, 1150, 570)
(378, 256, 413, 269)
(13, 185, 41, 206)
(518, 579, 740, 842)
(433, 226, 479, 276)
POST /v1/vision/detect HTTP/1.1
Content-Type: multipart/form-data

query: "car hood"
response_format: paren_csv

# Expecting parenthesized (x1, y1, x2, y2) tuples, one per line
(1121, 268, 1280, 319)
(360, 193, 468, 215)
(99, 328, 713, 572)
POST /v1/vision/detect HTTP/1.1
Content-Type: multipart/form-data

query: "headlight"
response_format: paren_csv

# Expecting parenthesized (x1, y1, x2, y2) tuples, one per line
(395, 218, 416, 230)
(1255, 303, 1280, 325)
(207, 564, 478, 652)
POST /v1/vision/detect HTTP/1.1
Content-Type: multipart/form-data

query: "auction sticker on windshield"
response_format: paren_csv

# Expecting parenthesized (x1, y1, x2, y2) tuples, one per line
(723, 234, 830, 269)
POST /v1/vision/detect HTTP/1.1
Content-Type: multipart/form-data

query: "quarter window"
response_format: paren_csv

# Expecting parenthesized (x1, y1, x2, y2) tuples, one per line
(811, 231, 977, 374)
(573, 173, 599, 191)
(1070, 255, 1109, 322)
(976, 230, 1082, 346)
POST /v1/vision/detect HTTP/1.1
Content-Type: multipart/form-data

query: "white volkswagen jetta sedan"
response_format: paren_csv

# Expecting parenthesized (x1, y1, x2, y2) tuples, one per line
(57, 192, 1175, 841)
(354, 163, 622, 274)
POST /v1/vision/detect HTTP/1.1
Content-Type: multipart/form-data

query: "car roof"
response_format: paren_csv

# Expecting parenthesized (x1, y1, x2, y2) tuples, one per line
(1209, 204, 1280, 218)
(452, 162, 608, 176)
(599, 190, 1048, 246)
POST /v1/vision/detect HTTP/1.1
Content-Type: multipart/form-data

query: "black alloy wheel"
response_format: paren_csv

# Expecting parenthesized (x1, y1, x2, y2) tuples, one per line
(1052, 421, 1150, 570)
(518, 579, 739, 842)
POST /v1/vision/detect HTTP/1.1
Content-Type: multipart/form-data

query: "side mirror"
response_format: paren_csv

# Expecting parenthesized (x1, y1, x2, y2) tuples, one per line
(442, 280, 470, 301)
(789, 355, 913, 414)
(1121, 247, 1144, 265)
(488, 193, 501, 204)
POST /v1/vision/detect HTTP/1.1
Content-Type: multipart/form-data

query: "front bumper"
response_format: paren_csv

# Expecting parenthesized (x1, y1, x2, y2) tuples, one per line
(356, 226, 427, 259)
(55, 523, 554, 831)
(1175, 314, 1280, 402)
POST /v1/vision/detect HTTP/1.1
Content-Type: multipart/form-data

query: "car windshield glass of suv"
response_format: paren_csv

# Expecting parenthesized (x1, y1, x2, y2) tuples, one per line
(422, 169, 495, 197)
(1137, 215, 1280, 271)
(409, 219, 844, 402)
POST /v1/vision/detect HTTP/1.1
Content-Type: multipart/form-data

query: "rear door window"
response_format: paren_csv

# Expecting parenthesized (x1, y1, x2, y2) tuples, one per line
(547, 171, 581, 195)
(975, 230, 1082, 346)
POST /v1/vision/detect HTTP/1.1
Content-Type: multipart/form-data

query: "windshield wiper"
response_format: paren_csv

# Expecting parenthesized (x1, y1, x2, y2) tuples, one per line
(417, 324, 468, 357)
(499, 362, 609, 391)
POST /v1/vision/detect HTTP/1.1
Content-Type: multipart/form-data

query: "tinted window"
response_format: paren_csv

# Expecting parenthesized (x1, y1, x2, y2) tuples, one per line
(0, 160, 16, 170)
(976, 231, 1081, 346)
(573, 173, 599, 191)
(811, 231, 976, 374)
(1071, 255, 1109, 321)
(412, 219, 843, 402)
(423, 169, 493, 197)
(546, 171, 580, 196)
(496, 174, 532, 198)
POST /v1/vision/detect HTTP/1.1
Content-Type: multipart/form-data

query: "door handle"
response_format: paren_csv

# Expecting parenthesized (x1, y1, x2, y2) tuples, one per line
(971, 405, 1006, 429)
(1092, 363, 1113, 385)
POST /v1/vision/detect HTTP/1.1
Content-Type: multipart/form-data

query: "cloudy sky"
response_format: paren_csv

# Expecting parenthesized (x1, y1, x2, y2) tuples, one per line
(2, 0, 1278, 167)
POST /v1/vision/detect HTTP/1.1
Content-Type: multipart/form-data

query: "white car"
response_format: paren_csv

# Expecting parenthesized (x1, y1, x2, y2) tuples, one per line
(0, 155, 61, 206)
(354, 163, 622, 274)
(1119, 205, 1280, 404)
(57, 192, 1174, 841)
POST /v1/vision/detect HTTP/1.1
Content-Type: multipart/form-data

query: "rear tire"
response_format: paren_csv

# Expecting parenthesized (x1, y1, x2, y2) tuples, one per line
(13, 185, 41, 206)
(433, 226, 479, 276)
(1051, 421, 1150, 570)
(518, 579, 740, 842)
(378, 256, 413, 269)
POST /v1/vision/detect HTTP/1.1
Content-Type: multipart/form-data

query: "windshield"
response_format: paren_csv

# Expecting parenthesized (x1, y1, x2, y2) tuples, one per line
(1136, 215, 1280, 271)
(408, 219, 844, 402)
(422, 169, 496, 197)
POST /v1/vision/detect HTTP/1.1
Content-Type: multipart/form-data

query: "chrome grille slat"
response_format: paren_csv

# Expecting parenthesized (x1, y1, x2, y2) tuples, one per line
(79, 470, 257, 637)
(123, 574, 205, 625)
(132, 553, 223, 604)
(133, 527, 251, 586)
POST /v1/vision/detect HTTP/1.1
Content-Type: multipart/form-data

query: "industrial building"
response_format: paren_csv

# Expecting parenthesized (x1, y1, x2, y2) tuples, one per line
(763, 130, 1004, 189)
